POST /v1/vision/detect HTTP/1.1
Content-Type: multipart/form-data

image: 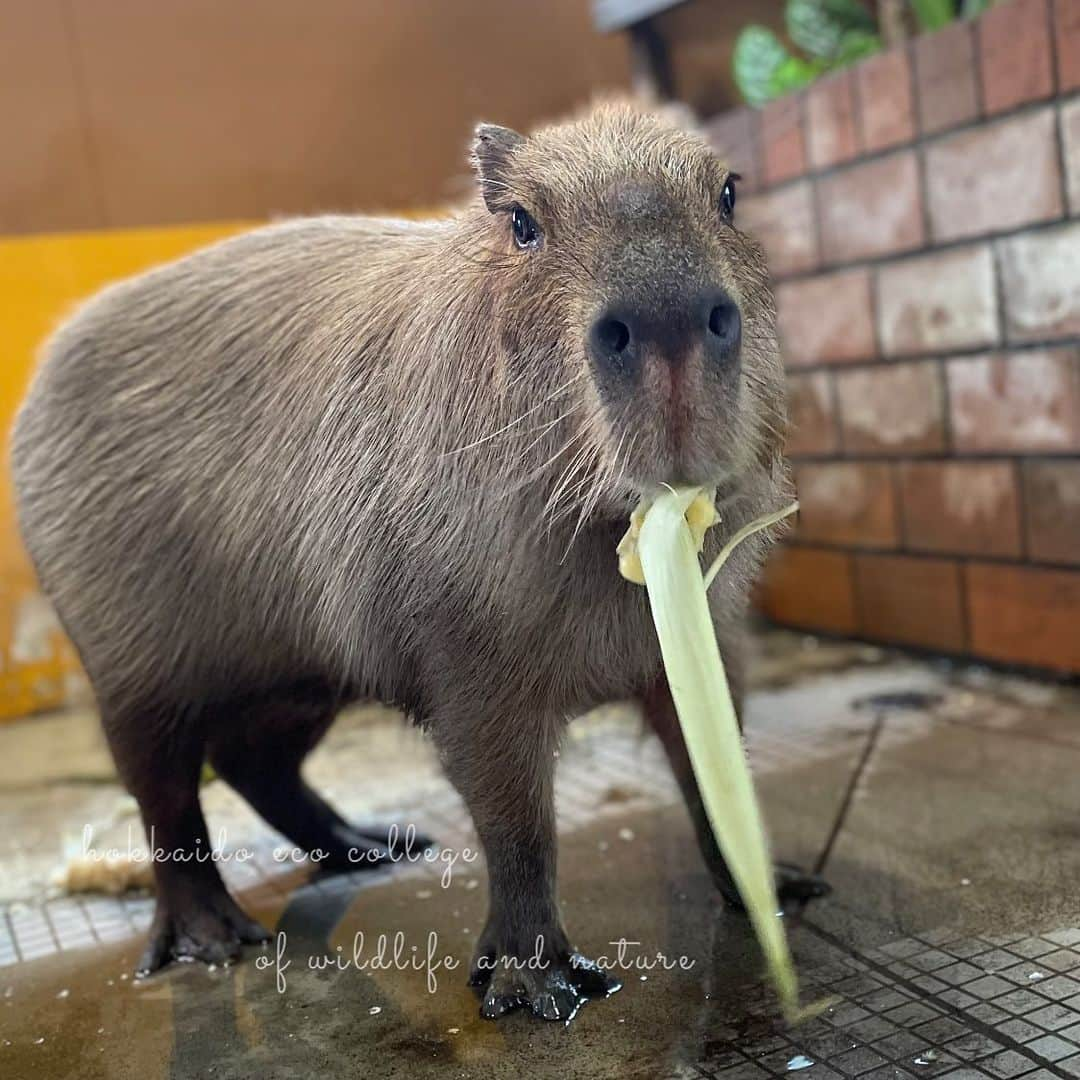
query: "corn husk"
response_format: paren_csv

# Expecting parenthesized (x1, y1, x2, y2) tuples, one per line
(621, 487, 822, 1022)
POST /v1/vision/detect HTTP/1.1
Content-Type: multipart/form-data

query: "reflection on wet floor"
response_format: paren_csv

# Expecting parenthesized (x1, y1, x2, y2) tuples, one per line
(2, 630, 1080, 1079)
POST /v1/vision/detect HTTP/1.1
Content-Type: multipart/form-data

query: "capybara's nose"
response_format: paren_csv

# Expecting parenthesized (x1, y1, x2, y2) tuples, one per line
(705, 293, 741, 362)
(589, 312, 635, 375)
(588, 289, 741, 379)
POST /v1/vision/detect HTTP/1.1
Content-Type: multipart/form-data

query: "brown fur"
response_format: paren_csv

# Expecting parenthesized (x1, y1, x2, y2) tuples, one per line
(10, 103, 791, 1020)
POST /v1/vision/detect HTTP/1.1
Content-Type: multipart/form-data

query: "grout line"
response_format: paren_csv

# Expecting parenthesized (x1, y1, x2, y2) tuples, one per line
(1047, 0, 1062, 98)
(743, 89, 1080, 203)
(907, 36, 925, 147)
(889, 458, 906, 552)
(756, 614, 1080, 687)
(970, 8, 987, 121)
(990, 227, 1011, 354)
(914, 137, 934, 248)
(1014, 458, 1031, 563)
(789, 446, 1080, 465)
(770, 213, 1074, 287)
(800, 919, 1080, 1080)
(936, 357, 954, 454)
(1053, 100, 1071, 218)
(810, 714, 884, 879)
(867, 258, 885, 362)
(827, 367, 844, 457)
(849, 64, 867, 158)
(3, 909, 19, 964)
(39, 903, 63, 954)
(807, 124, 829, 265)
(784, 336, 1080, 377)
(956, 550, 974, 655)
(781, 536, 1080, 576)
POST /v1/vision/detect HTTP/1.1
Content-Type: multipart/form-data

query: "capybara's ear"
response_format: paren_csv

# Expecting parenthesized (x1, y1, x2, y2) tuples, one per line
(471, 123, 525, 212)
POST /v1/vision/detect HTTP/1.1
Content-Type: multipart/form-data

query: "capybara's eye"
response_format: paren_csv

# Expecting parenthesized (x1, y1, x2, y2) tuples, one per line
(511, 205, 540, 249)
(719, 175, 738, 223)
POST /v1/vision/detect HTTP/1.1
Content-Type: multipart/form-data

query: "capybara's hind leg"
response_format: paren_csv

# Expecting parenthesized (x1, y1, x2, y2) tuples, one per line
(101, 701, 270, 974)
(206, 687, 433, 872)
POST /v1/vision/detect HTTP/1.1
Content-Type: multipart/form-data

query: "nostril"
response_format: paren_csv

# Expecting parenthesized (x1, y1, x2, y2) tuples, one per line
(708, 300, 741, 347)
(596, 318, 630, 354)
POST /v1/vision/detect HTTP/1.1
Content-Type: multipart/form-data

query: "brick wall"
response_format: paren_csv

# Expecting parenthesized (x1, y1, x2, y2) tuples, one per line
(706, 0, 1080, 673)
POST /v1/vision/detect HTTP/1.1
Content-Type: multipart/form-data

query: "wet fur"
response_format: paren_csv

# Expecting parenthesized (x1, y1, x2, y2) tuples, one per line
(10, 103, 790, 1018)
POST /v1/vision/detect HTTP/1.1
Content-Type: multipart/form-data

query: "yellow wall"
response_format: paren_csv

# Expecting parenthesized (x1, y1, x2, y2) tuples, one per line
(0, 223, 251, 719)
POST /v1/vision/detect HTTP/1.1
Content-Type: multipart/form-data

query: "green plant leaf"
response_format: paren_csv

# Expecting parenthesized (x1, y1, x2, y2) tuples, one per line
(833, 28, 883, 65)
(733, 25, 792, 106)
(787, 0, 877, 59)
(770, 55, 825, 97)
(960, 0, 994, 17)
(909, 0, 956, 31)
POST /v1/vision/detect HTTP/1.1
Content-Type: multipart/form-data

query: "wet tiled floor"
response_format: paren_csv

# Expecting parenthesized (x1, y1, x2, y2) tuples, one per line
(2, 632, 1080, 1079)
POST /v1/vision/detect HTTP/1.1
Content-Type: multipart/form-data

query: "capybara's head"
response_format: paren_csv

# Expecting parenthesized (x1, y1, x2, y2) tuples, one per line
(471, 102, 783, 511)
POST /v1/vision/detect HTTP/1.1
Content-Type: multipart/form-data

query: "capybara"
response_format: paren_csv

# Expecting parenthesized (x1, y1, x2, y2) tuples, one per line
(11, 103, 821, 1021)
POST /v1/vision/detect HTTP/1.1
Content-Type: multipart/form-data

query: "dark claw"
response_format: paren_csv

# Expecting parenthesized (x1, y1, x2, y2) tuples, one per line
(719, 863, 831, 912)
(476, 951, 621, 1022)
(776, 863, 831, 905)
(135, 894, 269, 976)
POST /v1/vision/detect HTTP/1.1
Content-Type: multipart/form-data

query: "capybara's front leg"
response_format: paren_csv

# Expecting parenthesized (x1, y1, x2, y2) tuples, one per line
(435, 711, 619, 1021)
(101, 700, 270, 974)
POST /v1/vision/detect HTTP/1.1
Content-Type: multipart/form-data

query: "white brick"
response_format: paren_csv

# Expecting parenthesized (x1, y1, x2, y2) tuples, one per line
(999, 221, 1080, 342)
(877, 245, 999, 355)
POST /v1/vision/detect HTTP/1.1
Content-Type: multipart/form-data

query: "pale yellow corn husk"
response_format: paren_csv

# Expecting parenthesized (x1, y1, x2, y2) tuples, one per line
(624, 487, 825, 1023)
(617, 488, 717, 584)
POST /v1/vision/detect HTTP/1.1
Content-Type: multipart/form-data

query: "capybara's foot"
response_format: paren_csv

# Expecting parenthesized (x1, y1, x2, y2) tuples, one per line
(776, 862, 831, 905)
(716, 861, 831, 911)
(470, 949, 620, 1021)
(315, 821, 436, 872)
(136, 891, 270, 975)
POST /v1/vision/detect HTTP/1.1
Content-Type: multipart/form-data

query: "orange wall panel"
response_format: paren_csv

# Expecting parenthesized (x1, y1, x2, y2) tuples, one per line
(0, 223, 252, 719)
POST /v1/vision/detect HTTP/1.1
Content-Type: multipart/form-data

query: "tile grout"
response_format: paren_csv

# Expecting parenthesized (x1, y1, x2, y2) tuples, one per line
(810, 714, 885, 879)
(802, 919, 1080, 1080)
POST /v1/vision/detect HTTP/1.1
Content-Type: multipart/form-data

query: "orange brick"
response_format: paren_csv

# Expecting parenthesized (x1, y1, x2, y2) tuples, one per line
(978, 0, 1054, 114)
(817, 150, 924, 263)
(855, 554, 966, 653)
(739, 181, 818, 277)
(794, 462, 898, 548)
(856, 46, 915, 153)
(835, 362, 945, 455)
(786, 371, 838, 457)
(913, 21, 979, 136)
(806, 70, 859, 169)
(1023, 460, 1080, 565)
(966, 563, 1080, 672)
(704, 106, 760, 190)
(925, 109, 1062, 243)
(899, 461, 1021, 558)
(758, 546, 858, 634)
(760, 95, 806, 186)
(947, 348, 1080, 453)
(877, 245, 999, 356)
(777, 268, 876, 366)
(999, 222, 1080, 343)
(1056, 0, 1080, 93)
